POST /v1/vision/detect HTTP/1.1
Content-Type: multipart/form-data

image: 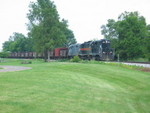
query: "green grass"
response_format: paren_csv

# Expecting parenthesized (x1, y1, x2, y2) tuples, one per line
(0, 59, 150, 113)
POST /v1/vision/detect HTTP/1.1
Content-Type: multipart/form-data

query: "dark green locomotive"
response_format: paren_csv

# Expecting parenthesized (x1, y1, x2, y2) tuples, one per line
(68, 39, 114, 61)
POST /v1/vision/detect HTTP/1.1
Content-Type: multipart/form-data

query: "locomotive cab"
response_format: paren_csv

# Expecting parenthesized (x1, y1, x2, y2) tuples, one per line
(90, 39, 114, 60)
(100, 39, 114, 60)
(68, 44, 80, 58)
(78, 39, 114, 61)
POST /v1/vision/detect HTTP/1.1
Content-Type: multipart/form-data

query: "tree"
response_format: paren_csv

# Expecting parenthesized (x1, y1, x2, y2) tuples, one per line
(0, 52, 9, 58)
(101, 11, 149, 60)
(142, 24, 150, 61)
(27, 0, 68, 61)
(2, 41, 12, 52)
(101, 19, 118, 50)
(101, 19, 118, 40)
(60, 19, 77, 47)
(3, 32, 33, 52)
(64, 28, 76, 46)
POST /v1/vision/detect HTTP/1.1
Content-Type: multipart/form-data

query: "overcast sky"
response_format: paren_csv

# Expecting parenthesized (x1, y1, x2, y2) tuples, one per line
(0, 0, 150, 50)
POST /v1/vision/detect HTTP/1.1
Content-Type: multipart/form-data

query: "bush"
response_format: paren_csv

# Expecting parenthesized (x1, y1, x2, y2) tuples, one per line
(70, 56, 81, 62)
(57, 59, 69, 62)
(21, 60, 32, 64)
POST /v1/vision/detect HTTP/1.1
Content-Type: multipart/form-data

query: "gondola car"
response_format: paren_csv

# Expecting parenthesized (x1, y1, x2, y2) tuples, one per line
(54, 48, 68, 59)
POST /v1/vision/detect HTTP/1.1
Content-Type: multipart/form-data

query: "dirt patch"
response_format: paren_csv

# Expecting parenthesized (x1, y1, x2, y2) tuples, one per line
(0, 66, 32, 72)
(140, 68, 150, 72)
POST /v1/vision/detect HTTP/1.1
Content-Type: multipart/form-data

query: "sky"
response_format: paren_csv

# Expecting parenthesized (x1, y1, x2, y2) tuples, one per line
(0, 0, 150, 50)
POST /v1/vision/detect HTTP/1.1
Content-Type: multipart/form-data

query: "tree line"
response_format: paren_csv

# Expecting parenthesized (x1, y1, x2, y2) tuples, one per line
(101, 11, 150, 61)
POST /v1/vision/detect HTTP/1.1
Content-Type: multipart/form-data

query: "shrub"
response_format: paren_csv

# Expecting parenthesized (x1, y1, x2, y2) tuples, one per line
(21, 60, 32, 64)
(70, 56, 81, 62)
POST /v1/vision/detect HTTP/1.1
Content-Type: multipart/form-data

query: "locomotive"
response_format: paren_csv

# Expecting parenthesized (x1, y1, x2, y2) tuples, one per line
(68, 39, 114, 60)
(9, 39, 114, 61)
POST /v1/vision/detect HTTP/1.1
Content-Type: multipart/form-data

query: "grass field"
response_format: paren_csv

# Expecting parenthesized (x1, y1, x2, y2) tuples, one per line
(0, 59, 150, 113)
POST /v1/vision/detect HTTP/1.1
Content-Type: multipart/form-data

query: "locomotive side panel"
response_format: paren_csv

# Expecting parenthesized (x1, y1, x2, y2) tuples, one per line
(68, 44, 80, 58)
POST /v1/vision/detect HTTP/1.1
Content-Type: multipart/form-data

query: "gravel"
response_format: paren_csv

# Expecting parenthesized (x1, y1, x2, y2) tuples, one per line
(122, 63, 150, 68)
(0, 66, 32, 72)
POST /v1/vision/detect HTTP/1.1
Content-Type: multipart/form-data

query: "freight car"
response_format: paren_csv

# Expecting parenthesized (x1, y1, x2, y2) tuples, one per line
(9, 48, 68, 59)
(54, 48, 68, 59)
(9, 39, 114, 61)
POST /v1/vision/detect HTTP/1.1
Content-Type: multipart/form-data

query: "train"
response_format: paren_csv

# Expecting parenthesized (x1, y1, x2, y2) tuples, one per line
(9, 39, 114, 61)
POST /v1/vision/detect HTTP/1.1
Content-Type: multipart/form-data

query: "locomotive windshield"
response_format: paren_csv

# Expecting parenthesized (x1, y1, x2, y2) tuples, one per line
(102, 40, 110, 49)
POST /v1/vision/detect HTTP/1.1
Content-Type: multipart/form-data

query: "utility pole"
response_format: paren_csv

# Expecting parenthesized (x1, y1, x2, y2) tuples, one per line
(118, 54, 120, 62)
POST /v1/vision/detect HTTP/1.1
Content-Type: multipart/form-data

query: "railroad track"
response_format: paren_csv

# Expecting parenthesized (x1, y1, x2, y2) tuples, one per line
(123, 61, 150, 64)
(105, 61, 150, 64)
(104, 61, 150, 68)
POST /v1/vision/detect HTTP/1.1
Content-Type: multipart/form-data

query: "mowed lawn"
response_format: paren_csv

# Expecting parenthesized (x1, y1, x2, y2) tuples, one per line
(0, 60, 150, 113)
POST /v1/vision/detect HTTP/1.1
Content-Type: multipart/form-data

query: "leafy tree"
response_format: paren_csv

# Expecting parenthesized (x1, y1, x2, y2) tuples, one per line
(2, 41, 12, 52)
(142, 24, 150, 60)
(101, 19, 118, 50)
(0, 52, 9, 58)
(27, 0, 70, 61)
(101, 11, 149, 60)
(3, 32, 33, 52)
(101, 19, 118, 40)
(60, 19, 76, 47)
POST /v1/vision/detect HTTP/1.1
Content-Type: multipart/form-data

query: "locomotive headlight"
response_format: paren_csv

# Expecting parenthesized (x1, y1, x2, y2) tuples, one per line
(103, 52, 105, 54)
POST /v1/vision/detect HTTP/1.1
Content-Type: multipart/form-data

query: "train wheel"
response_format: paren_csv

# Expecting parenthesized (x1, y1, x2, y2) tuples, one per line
(95, 56, 100, 61)
(91, 57, 95, 60)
